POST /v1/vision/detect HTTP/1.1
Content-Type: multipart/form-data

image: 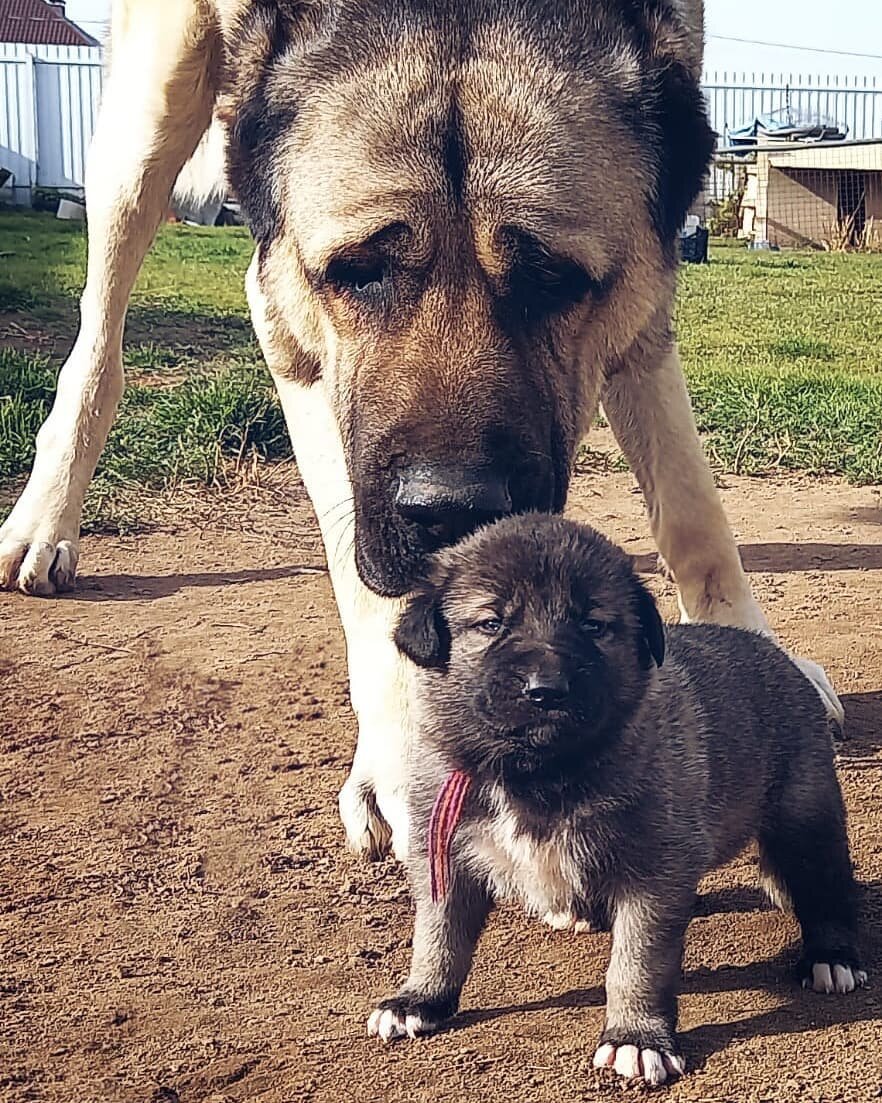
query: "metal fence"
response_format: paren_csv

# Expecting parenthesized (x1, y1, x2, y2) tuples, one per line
(2, 54, 882, 206)
(0, 43, 102, 201)
(702, 71, 882, 147)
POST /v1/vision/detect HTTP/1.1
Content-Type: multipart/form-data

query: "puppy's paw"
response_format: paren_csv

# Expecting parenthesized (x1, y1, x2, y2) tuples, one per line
(593, 1042, 685, 1088)
(542, 910, 595, 934)
(542, 898, 611, 934)
(799, 959, 868, 995)
(367, 993, 455, 1043)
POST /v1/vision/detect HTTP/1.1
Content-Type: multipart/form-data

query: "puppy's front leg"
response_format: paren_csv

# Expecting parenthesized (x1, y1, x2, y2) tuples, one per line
(368, 863, 492, 1043)
(594, 890, 692, 1087)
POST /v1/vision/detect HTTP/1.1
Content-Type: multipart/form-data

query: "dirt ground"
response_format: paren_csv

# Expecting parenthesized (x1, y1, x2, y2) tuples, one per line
(2, 458, 881, 1103)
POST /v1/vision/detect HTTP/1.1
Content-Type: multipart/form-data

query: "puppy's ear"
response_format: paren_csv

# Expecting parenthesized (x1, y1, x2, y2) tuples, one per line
(634, 580, 666, 668)
(394, 591, 450, 669)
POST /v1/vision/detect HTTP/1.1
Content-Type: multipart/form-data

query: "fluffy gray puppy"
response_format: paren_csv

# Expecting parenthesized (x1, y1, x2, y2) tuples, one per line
(368, 515, 865, 1087)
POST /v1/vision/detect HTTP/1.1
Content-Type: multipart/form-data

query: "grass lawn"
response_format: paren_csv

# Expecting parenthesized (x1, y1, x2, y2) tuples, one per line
(1, 210, 881, 530)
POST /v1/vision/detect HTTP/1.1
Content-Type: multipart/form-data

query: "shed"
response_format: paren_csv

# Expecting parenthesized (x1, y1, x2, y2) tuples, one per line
(746, 140, 882, 249)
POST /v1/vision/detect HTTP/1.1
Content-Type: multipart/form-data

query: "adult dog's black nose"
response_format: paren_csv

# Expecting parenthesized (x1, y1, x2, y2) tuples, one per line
(395, 464, 512, 545)
(523, 669, 570, 708)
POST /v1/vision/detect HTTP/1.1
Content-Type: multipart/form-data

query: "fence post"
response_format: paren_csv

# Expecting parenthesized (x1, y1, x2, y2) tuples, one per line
(21, 50, 39, 194)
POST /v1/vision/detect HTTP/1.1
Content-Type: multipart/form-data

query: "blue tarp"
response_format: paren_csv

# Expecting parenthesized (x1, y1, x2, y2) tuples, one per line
(728, 110, 848, 146)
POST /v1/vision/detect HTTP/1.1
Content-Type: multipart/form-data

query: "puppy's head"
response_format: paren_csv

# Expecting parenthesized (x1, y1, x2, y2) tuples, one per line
(395, 514, 664, 782)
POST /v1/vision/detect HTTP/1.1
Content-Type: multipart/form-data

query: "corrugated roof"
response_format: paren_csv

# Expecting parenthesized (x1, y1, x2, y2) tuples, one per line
(0, 0, 99, 46)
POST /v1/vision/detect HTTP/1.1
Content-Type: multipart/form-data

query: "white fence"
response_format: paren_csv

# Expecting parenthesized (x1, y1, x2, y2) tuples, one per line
(1, 51, 882, 206)
(0, 43, 101, 201)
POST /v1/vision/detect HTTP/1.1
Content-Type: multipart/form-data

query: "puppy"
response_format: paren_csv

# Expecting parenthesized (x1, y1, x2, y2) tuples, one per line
(368, 515, 865, 1086)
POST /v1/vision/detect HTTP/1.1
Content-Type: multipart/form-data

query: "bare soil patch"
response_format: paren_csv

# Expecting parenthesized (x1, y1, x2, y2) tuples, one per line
(2, 466, 880, 1103)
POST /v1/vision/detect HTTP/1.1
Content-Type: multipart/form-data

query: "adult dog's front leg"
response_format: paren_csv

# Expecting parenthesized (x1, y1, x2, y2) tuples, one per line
(248, 262, 412, 861)
(276, 377, 414, 860)
(0, 0, 219, 595)
(601, 341, 844, 729)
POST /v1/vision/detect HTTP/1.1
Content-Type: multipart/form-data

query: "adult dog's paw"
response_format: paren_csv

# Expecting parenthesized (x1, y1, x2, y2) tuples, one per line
(0, 532, 78, 596)
(542, 910, 595, 933)
(338, 779, 394, 861)
(789, 655, 845, 735)
(799, 958, 868, 995)
(367, 993, 454, 1043)
(593, 1042, 685, 1088)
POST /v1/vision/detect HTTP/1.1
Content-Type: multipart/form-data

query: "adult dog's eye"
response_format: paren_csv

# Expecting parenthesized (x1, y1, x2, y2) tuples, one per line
(325, 258, 387, 298)
(475, 618, 503, 636)
(501, 227, 604, 320)
(581, 619, 608, 638)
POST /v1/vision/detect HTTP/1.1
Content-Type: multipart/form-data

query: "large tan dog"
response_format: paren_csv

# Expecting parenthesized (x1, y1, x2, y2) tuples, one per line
(0, 0, 842, 861)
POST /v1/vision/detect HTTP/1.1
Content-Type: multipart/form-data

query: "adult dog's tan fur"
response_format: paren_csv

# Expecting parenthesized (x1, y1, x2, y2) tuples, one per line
(0, 0, 842, 860)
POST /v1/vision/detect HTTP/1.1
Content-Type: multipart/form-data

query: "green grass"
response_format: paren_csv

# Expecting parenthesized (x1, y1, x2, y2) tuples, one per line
(1, 212, 881, 533)
(675, 240, 882, 481)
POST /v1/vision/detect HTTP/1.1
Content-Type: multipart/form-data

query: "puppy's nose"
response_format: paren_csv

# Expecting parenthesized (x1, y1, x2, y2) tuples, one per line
(523, 670, 570, 709)
(395, 463, 512, 546)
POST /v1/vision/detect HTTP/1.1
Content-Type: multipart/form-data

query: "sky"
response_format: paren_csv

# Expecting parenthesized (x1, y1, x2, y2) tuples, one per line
(65, 0, 882, 80)
(703, 0, 882, 80)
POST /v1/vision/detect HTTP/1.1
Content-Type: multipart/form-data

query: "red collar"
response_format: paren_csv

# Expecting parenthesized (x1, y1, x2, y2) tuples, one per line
(428, 770, 472, 902)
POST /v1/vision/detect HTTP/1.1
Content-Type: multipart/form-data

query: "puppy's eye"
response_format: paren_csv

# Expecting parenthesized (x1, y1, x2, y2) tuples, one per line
(325, 258, 387, 298)
(475, 618, 503, 636)
(581, 619, 608, 638)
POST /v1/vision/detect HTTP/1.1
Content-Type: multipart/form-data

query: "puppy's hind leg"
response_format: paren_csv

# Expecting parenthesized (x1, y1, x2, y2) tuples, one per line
(0, 0, 219, 595)
(759, 793, 866, 995)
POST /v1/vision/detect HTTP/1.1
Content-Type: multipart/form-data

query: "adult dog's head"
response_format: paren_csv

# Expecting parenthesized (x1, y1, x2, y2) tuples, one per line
(223, 0, 712, 595)
(393, 514, 665, 783)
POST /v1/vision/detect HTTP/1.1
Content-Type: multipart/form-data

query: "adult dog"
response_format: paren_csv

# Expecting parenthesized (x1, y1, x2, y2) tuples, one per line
(0, 0, 842, 861)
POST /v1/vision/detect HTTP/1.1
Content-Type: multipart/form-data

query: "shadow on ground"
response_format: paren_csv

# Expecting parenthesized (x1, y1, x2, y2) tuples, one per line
(839, 691, 882, 755)
(68, 564, 326, 602)
(634, 543, 882, 575)
(450, 881, 881, 1072)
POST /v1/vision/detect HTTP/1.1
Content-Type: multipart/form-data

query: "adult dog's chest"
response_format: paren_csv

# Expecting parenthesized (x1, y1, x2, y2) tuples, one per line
(463, 789, 587, 917)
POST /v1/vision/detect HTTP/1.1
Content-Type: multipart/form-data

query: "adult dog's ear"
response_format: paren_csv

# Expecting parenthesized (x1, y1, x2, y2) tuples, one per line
(221, 0, 327, 244)
(619, 1, 715, 241)
(634, 580, 666, 669)
(394, 591, 450, 669)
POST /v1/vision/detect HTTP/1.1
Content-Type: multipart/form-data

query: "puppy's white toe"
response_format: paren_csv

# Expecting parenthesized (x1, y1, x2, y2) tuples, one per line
(810, 963, 835, 993)
(367, 1007, 407, 1043)
(405, 1013, 431, 1039)
(641, 1050, 668, 1087)
(593, 1043, 616, 1069)
(613, 1044, 641, 1080)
